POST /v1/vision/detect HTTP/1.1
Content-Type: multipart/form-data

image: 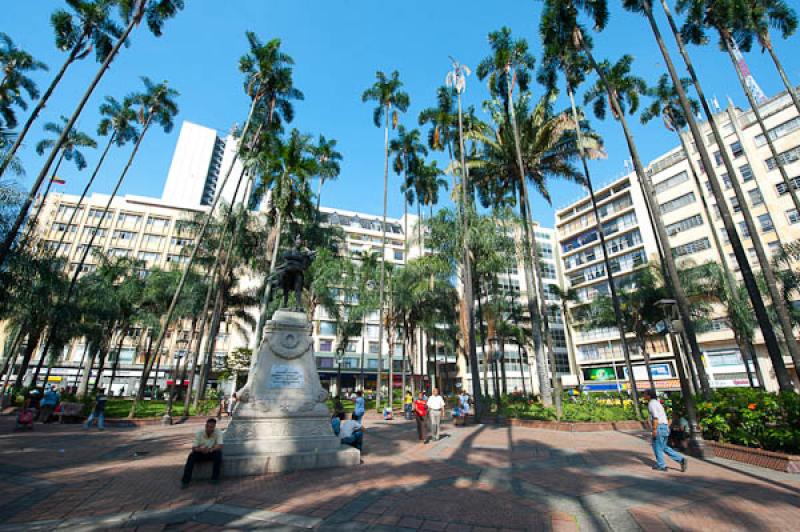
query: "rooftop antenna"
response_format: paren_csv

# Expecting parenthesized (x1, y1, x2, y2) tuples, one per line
(730, 38, 767, 103)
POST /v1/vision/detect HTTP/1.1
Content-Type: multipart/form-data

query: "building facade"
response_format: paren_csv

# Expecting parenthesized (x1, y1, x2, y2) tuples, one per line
(555, 88, 800, 393)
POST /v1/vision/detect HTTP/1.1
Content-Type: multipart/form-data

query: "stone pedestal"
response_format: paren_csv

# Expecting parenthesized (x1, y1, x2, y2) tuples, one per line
(222, 309, 359, 475)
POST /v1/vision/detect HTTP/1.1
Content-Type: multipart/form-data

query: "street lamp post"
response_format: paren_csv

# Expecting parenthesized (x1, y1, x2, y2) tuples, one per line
(655, 299, 711, 458)
(518, 345, 528, 397)
(335, 345, 345, 400)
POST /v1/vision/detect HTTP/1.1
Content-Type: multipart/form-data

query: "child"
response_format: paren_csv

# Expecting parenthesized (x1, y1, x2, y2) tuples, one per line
(452, 402, 463, 427)
(383, 405, 393, 420)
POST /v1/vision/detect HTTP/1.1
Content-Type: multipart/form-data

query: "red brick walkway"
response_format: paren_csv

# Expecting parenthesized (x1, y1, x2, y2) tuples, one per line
(0, 413, 798, 531)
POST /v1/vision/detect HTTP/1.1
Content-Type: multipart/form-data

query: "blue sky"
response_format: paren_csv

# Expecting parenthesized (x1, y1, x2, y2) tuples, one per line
(5, 1, 800, 228)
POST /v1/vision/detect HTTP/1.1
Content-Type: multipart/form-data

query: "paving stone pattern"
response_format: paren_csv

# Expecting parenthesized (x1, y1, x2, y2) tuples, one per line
(0, 413, 798, 531)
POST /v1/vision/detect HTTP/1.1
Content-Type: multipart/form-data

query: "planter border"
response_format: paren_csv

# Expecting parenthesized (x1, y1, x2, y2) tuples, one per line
(706, 440, 800, 474)
(508, 418, 647, 432)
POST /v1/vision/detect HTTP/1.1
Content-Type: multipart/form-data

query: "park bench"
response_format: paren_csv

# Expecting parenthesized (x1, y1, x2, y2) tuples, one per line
(56, 402, 84, 424)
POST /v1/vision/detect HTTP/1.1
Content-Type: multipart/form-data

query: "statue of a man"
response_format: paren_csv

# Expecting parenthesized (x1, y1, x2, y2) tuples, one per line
(272, 235, 316, 309)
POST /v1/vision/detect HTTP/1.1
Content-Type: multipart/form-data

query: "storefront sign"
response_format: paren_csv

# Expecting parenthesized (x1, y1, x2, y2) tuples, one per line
(584, 367, 617, 381)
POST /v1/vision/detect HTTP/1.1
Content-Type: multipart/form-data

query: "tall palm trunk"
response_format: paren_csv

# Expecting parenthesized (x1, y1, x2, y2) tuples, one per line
(69, 119, 154, 300)
(107, 325, 130, 393)
(375, 103, 390, 412)
(0, 32, 88, 178)
(761, 34, 800, 125)
(563, 86, 642, 412)
(14, 326, 44, 390)
(197, 290, 224, 404)
(505, 80, 552, 406)
(0, 6, 146, 268)
(522, 188, 562, 414)
(574, 26, 716, 401)
(134, 98, 261, 408)
(253, 179, 286, 349)
(655, 0, 795, 390)
(455, 88, 483, 415)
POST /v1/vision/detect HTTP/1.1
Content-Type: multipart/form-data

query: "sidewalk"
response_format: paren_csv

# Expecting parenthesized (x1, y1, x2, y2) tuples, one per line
(0, 413, 797, 530)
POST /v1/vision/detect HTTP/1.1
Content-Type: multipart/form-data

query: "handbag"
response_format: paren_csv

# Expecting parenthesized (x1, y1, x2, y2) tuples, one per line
(18, 409, 34, 424)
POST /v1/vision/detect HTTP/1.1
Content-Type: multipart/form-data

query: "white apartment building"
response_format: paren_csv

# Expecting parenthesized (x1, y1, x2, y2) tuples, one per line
(461, 223, 574, 398)
(556, 87, 800, 393)
(162, 121, 251, 208)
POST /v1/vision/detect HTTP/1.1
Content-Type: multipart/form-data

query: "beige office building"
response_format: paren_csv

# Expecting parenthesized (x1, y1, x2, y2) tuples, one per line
(555, 88, 800, 393)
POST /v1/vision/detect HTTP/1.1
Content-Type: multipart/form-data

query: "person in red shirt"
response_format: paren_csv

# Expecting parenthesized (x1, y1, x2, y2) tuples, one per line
(414, 391, 429, 443)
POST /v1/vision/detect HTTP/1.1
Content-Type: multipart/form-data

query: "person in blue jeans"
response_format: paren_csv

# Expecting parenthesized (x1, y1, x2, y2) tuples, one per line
(643, 389, 687, 472)
(353, 390, 365, 421)
(84, 389, 108, 430)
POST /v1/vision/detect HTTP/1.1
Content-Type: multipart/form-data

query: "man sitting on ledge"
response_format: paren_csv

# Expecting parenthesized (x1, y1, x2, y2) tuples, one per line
(181, 418, 224, 487)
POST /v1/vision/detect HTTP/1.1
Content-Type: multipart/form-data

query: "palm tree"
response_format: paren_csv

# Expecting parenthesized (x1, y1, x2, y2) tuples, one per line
(0, 32, 48, 131)
(0, 1, 118, 178)
(679, 0, 800, 217)
(23, 116, 97, 243)
(142, 32, 304, 410)
(627, 0, 795, 390)
(741, 0, 800, 115)
(312, 134, 342, 212)
(476, 27, 560, 407)
(418, 86, 458, 189)
(406, 158, 447, 255)
(445, 58, 486, 416)
(390, 124, 427, 264)
(0, 0, 184, 268)
(361, 70, 410, 411)
(71, 78, 177, 299)
(53, 96, 140, 254)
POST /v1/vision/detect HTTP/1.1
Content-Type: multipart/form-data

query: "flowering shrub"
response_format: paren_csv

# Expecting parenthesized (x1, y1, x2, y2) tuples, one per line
(688, 389, 800, 455)
(500, 393, 638, 422)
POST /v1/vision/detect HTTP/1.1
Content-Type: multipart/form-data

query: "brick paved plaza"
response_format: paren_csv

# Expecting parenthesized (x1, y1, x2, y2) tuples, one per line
(0, 414, 798, 531)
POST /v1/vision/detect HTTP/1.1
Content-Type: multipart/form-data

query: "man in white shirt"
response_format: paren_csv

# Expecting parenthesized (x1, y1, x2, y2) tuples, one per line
(340, 415, 363, 451)
(182, 418, 224, 487)
(426, 388, 445, 441)
(643, 389, 687, 472)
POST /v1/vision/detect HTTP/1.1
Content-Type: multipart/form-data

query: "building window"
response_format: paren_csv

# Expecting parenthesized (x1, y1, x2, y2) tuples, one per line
(730, 141, 744, 158)
(758, 213, 774, 232)
(366, 324, 380, 339)
(393, 250, 404, 261)
(540, 263, 556, 279)
(739, 164, 754, 182)
(319, 340, 333, 352)
(748, 188, 763, 206)
(117, 213, 142, 229)
(659, 192, 696, 214)
(346, 341, 358, 353)
(672, 237, 711, 257)
(788, 209, 800, 225)
(145, 216, 170, 232)
(665, 214, 703, 236)
(316, 357, 334, 369)
(766, 144, 800, 170)
(754, 116, 800, 147)
(369, 342, 379, 354)
(319, 321, 337, 336)
(653, 171, 690, 195)
(137, 251, 161, 263)
(775, 176, 800, 196)
(538, 243, 554, 260)
(141, 234, 165, 249)
(87, 208, 112, 222)
(112, 230, 136, 241)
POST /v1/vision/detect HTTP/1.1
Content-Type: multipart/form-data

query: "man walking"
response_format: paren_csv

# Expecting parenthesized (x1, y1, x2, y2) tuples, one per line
(84, 389, 108, 430)
(353, 390, 365, 421)
(426, 388, 445, 441)
(182, 418, 224, 487)
(643, 389, 687, 472)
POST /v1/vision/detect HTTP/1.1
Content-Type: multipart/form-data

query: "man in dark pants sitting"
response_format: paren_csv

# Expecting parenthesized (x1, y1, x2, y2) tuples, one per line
(181, 418, 224, 487)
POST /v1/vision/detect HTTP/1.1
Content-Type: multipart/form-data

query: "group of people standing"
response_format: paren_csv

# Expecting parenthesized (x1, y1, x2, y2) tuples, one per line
(411, 388, 470, 443)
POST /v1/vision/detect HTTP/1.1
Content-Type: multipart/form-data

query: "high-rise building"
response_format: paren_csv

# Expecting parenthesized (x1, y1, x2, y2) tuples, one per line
(161, 121, 250, 208)
(555, 88, 800, 393)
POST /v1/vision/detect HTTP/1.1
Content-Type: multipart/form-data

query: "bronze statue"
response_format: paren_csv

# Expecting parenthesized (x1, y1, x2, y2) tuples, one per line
(270, 235, 316, 309)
